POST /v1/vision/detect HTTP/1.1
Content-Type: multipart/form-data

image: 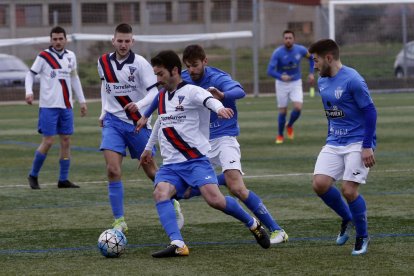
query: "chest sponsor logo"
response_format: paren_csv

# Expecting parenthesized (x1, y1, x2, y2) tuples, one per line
(325, 106, 344, 118)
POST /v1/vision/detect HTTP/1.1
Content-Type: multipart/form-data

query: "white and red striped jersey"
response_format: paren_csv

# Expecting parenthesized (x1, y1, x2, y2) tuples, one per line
(156, 82, 224, 164)
(29, 47, 85, 108)
(97, 51, 158, 127)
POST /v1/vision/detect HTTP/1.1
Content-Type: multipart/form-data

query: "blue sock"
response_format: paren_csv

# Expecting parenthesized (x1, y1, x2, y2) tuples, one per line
(156, 200, 183, 242)
(288, 109, 301, 126)
(348, 195, 368, 238)
(222, 196, 254, 228)
(29, 151, 47, 177)
(108, 181, 124, 219)
(217, 173, 227, 186)
(319, 186, 352, 222)
(59, 159, 70, 181)
(278, 113, 286, 136)
(243, 191, 281, 232)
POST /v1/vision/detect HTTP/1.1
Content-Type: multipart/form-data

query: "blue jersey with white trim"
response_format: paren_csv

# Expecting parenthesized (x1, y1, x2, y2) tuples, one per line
(182, 66, 245, 139)
(267, 44, 313, 81)
(318, 65, 376, 148)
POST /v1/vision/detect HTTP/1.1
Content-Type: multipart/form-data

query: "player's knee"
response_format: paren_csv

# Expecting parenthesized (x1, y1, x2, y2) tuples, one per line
(341, 186, 358, 202)
(204, 194, 226, 210)
(228, 185, 248, 200)
(153, 186, 169, 202)
(312, 178, 330, 195)
(106, 164, 121, 180)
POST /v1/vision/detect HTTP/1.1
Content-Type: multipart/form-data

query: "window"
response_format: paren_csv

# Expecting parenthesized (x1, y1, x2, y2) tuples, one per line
(16, 5, 42, 27)
(177, 1, 203, 23)
(114, 2, 140, 24)
(0, 5, 9, 27)
(147, 2, 172, 24)
(237, 0, 252, 21)
(82, 3, 107, 24)
(211, 1, 231, 22)
(49, 4, 72, 25)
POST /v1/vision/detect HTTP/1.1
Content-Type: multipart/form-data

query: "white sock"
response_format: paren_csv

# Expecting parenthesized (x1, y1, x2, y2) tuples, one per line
(249, 218, 258, 230)
(171, 239, 185, 248)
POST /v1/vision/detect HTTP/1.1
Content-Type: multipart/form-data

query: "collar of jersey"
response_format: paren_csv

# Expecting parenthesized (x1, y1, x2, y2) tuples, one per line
(110, 51, 135, 70)
(167, 81, 188, 100)
(49, 46, 68, 59)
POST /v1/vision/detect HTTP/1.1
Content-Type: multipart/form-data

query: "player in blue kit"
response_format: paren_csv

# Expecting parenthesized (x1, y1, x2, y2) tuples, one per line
(140, 50, 271, 257)
(180, 44, 288, 244)
(267, 30, 314, 144)
(25, 26, 87, 189)
(308, 39, 377, 256)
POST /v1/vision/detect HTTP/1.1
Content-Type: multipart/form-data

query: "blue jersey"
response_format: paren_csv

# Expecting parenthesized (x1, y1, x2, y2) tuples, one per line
(267, 44, 314, 81)
(181, 66, 245, 139)
(318, 66, 376, 148)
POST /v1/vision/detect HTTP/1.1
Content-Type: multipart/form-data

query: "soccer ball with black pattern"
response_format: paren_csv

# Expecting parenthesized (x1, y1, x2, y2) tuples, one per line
(97, 229, 127, 258)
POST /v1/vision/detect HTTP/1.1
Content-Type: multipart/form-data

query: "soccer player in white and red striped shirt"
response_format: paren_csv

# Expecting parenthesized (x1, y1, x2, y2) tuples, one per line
(25, 26, 87, 189)
(140, 50, 271, 258)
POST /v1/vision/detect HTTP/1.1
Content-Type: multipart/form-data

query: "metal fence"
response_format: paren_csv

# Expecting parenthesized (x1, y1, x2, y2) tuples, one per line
(1, 0, 414, 102)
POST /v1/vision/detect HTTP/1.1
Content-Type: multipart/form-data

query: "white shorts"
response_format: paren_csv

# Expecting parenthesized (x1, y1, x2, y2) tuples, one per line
(313, 142, 369, 184)
(275, 79, 303, 108)
(207, 136, 243, 173)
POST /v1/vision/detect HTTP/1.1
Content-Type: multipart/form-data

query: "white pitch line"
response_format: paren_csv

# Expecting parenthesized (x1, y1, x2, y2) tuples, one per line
(1, 168, 413, 189)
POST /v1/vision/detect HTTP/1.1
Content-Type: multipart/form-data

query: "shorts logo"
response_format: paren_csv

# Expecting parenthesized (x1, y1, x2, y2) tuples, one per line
(229, 160, 236, 164)
(50, 71, 56, 78)
(128, 66, 136, 82)
(352, 171, 361, 176)
(176, 95, 185, 111)
(204, 175, 212, 180)
(335, 87, 343, 99)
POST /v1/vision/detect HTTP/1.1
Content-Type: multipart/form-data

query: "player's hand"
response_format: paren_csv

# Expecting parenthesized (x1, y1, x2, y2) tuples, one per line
(207, 87, 224, 100)
(281, 74, 291, 82)
(135, 116, 148, 133)
(308, 73, 315, 85)
(80, 103, 87, 117)
(362, 148, 375, 168)
(124, 102, 139, 113)
(140, 150, 152, 165)
(99, 119, 103, 128)
(25, 94, 33, 105)
(217, 107, 234, 119)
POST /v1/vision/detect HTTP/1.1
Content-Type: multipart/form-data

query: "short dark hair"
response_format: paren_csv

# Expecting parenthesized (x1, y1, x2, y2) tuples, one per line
(283, 30, 295, 37)
(308, 39, 340, 60)
(151, 50, 182, 76)
(182, 44, 206, 63)
(50, 26, 66, 38)
(115, 23, 133, 34)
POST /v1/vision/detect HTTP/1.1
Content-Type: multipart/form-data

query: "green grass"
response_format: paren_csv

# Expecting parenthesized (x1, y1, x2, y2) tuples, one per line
(0, 93, 413, 275)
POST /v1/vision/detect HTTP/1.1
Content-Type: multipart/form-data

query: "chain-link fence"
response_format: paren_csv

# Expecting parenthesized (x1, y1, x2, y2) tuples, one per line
(1, 0, 413, 102)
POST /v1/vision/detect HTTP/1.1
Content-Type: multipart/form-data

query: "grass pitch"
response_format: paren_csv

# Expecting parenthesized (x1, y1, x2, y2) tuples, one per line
(0, 93, 413, 275)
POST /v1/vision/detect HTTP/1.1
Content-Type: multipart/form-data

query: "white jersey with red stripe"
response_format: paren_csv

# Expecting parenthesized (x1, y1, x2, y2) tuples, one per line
(156, 82, 223, 164)
(97, 51, 158, 127)
(30, 47, 79, 108)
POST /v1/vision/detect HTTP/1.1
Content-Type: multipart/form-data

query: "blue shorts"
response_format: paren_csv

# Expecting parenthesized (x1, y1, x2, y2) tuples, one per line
(154, 157, 218, 199)
(100, 113, 156, 159)
(38, 108, 74, 136)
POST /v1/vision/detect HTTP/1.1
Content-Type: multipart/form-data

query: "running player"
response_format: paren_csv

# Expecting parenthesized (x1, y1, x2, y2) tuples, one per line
(309, 38, 377, 256)
(267, 30, 314, 144)
(181, 44, 288, 244)
(25, 26, 87, 189)
(140, 50, 271, 257)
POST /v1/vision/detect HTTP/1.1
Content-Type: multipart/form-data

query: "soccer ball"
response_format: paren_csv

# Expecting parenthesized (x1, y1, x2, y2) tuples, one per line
(97, 229, 127, 258)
